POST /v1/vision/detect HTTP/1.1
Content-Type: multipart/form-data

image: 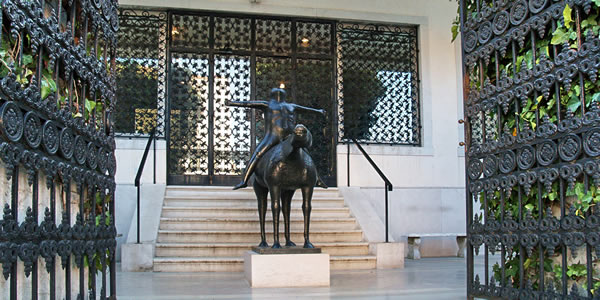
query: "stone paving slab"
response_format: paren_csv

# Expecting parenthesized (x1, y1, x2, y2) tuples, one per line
(114, 257, 468, 299)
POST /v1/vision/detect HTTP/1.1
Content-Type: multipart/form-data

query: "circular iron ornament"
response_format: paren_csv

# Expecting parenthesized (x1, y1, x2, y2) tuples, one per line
(499, 151, 517, 173)
(478, 21, 493, 44)
(468, 159, 483, 180)
(583, 129, 600, 157)
(558, 134, 581, 162)
(74, 136, 87, 165)
(510, 0, 529, 26)
(0, 101, 24, 142)
(528, 0, 548, 14)
(537, 141, 557, 166)
(23, 112, 42, 148)
(493, 11, 510, 35)
(464, 31, 478, 53)
(483, 155, 498, 177)
(517, 145, 536, 170)
(59, 127, 75, 159)
(42, 121, 60, 155)
(98, 147, 108, 174)
(87, 142, 98, 170)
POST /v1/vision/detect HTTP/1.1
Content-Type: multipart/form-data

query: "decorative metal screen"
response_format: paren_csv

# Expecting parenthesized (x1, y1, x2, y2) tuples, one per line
(0, 0, 118, 299)
(337, 23, 421, 145)
(115, 9, 167, 137)
(167, 13, 337, 186)
(461, 0, 600, 298)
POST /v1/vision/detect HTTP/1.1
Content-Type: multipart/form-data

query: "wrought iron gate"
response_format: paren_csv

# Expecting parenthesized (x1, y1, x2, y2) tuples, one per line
(166, 12, 337, 186)
(461, 0, 600, 298)
(0, 0, 118, 299)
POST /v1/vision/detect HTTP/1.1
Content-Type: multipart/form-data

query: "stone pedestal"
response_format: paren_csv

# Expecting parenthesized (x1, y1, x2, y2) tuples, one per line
(244, 251, 330, 287)
(369, 242, 404, 269)
(121, 243, 153, 272)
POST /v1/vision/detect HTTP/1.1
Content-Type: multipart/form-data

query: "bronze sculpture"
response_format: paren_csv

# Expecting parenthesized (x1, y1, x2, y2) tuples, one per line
(226, 88, 325, 249)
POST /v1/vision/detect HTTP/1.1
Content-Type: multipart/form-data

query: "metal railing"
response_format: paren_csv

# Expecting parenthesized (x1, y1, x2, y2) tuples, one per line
(134, 127, 157, 243)
(349, 138, 393, 243)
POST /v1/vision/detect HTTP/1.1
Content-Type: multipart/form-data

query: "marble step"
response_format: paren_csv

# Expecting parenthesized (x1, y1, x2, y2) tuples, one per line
(163, 197, 346, 207)
(158, 217, 358, 231)
(153, 255, 376, 272)
(157, 230, 363, 243)
(161, 207, 352, 218)
(165, 186, 339, 198)
(155, 242, 370, 257)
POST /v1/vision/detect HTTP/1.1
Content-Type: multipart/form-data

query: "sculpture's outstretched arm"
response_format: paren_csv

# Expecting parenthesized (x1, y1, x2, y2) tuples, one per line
(292, 104, 326, 116)
(226, 100, 268, 109)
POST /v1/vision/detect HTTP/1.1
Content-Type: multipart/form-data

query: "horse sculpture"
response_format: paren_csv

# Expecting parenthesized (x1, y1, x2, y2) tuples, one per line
(227, 88, 325, 249)
(252, 124, 318, 249)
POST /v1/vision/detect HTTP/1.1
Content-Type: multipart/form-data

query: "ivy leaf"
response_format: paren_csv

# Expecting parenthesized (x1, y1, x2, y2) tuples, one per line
(563, 4, 573, 29)
(567, 97, 581, 112)
(524, 203, 534, 211)
(21, 54, 33, 67)
(41, 86, 50, 100)
(551, 27, 569, 45)
(85, 98, 96, 113)
(582, 14, 598, 28)
(451, 24, 459, 42)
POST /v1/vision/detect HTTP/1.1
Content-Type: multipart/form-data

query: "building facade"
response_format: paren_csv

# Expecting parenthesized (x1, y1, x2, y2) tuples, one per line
(114, 0, 465, 259)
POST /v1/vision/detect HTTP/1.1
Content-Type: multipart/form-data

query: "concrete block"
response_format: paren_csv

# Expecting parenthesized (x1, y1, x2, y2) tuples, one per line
(369, 242, 404, 269)
(244, 251, 330, 287)
(121, 243, 154, 272)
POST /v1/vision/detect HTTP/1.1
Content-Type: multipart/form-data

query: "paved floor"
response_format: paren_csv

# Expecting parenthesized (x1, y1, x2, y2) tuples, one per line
(116, 257, 467, 300)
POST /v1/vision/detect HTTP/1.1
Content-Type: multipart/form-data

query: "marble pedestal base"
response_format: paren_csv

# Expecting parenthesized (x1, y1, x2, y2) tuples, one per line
(244, 251, 330, 288)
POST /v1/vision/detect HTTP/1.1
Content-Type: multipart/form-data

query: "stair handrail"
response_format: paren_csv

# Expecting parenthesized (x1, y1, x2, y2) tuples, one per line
(350, 138, 393, 243)
(134, 127, 157, 244)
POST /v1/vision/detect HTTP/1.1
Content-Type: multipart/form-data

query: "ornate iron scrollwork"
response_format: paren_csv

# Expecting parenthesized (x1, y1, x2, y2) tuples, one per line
(462, 0, 600, 298)
(0, 0, 118, 297)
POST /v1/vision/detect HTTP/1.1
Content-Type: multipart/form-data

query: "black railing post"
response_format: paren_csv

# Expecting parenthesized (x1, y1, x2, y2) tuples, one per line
(385, 183, 389, 243)
(135, 127, 157, 245)
(137, 185, 140, 244)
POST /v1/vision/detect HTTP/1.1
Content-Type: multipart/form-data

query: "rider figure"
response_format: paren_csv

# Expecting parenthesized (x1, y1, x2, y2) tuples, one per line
(227, 88, 326, 190)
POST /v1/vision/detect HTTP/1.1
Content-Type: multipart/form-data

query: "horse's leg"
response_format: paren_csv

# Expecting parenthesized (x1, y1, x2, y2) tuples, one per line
(301, 186, 314, 248)
(269, 185, 282, 248)
(281, 189, 296, 247)
(253, 181, 269, 248)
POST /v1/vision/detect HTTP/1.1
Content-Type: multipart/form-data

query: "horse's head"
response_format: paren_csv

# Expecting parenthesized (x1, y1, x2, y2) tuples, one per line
(291, 124, 312, 149)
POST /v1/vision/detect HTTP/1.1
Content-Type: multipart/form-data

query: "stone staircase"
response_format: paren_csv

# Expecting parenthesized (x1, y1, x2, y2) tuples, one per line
(153, 186, 376, 272)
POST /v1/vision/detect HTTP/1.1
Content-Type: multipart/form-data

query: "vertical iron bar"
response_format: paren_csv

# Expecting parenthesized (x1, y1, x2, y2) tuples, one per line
(250, 18, 257, 153)
(10, 168, 18, 300)
(560, 179, 566, 295)
(101, 190, 107, 300)
(518, 186, 524, 288)
(208, 15, 215, 184)
(165, 12, 173, 184)
(32, 172, 39, 300)
(79, 185, 84, 300)
(65, 181, 71, 300)
(110, 193, 117, 299)
(459, 0, 474, 296)
(50, 182, 56, 300)
(537, 181, 544, 292)
(89, 187, 96, 298)
(291, 20, 298, 107)
(483, 191, 489, 286)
